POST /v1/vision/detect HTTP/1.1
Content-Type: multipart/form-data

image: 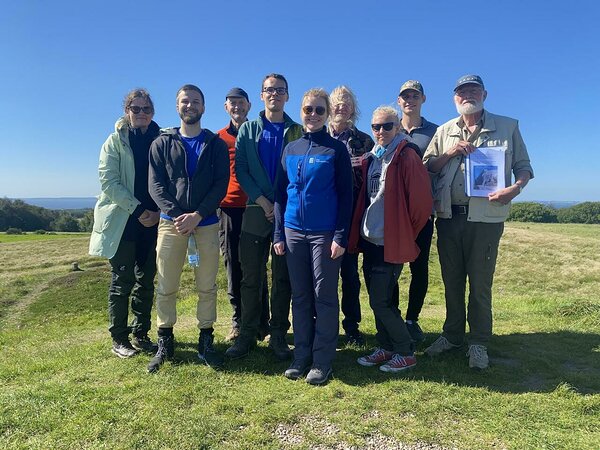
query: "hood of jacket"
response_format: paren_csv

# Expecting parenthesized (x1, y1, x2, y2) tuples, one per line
(114, 117, 160, 142)
(157, 126, 219, 145)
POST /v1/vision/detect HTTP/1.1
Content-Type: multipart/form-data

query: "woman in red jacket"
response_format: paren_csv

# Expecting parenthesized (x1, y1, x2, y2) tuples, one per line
(348, 106, 432, 373)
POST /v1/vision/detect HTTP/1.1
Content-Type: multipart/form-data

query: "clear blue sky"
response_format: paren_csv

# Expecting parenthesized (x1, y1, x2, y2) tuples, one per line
(1, 0, 599, 202)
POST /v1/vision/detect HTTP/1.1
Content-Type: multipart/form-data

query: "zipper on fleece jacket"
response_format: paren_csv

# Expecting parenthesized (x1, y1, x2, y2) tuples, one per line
(185, 133, 212, 214)
(298, 136, 313, 231)
(175, 136, 194, 211)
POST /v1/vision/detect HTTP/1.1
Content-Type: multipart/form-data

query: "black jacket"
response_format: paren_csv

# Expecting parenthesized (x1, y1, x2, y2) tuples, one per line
(149, 128, 229, 219)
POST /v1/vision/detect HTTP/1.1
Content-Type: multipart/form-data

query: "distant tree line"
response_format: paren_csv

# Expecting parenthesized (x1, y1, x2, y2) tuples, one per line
(508, 202, 600, 224)
(0, 198, 94, 233)
(2, 198, 598, 232)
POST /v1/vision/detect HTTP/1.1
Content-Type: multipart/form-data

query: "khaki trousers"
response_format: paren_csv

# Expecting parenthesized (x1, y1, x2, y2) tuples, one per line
(155, 219, 220, 330)
(436, 215, 504, 345)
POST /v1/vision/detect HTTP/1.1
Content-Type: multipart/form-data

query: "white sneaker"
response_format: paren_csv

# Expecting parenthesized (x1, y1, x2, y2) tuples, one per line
(424, 336, 461, 356)
(467, 344, 489, 369)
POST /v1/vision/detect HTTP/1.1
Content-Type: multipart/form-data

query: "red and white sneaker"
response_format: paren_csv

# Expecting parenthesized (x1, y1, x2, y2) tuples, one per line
(357, 348, 394, 367)
(380, 354, 417, 373)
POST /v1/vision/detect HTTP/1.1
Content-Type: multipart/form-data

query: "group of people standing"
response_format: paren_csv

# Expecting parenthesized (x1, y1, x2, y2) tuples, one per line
(89, 72, 534, 385)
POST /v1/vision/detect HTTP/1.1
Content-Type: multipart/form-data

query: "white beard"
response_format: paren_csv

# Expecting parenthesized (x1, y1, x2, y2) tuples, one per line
(456, 100, 484, 115)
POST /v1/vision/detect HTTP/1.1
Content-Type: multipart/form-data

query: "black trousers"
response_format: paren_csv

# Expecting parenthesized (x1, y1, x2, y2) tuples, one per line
(406, 217, 434, 320)
(218, 207, 269, 330)
(390, 218, 434, 320)
(362, 240, 414, 355)
(340, 251, 362, 334)
(108, 237, 156, 341)
(239, 231, 290, 339)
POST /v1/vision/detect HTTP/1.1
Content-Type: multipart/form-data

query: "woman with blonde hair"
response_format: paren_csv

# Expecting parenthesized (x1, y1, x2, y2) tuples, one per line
(273, 88, 353, 385)
(349, 106, 432, 373)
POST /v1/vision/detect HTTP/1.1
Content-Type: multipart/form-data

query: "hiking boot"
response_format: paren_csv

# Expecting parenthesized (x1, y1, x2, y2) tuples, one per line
(424, 335, 461, 356)
(111, 339, 138, 358)
(357, 348, 394, 367)
(305, 365, 332, 385)
(198, 331, 224, 368)
(147, 335, 174, 373)
(345, 331, 366, 347)
(225, 335, 255, 360)
(467, 344, 489, 370)
(225, 326, 240, 342)
(406, 321, 425, 343)
(284, 359, 312, 380)
(268, 334, 292, 361)
(380, 353, 417, 373)
(131, 333, 158, 353)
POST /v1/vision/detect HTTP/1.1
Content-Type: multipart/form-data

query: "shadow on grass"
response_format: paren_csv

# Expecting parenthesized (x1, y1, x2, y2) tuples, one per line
(333, 331, 600, 395)
(150, 331, 600, 395)
(11, 269, 599, 395)
(167, 339, 291, 376)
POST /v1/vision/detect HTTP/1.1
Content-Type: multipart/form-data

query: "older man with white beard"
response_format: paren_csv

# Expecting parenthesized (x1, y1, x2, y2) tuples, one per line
(422, 75, 534, 370)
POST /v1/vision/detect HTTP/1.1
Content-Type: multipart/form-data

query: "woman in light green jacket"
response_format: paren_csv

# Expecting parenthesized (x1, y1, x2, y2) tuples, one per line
(89, 89, 160, 358)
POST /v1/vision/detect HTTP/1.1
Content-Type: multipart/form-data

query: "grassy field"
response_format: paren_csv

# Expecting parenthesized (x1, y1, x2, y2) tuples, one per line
(0, 224, 598, 449)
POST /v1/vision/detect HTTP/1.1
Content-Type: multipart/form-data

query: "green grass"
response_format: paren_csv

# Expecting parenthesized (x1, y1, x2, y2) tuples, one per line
(1, 224, 599, 449)
(0, 232, 86, 243)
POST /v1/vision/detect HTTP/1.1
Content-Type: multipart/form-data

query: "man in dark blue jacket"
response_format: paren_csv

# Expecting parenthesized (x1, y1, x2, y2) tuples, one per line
(147, 84, 229, 373)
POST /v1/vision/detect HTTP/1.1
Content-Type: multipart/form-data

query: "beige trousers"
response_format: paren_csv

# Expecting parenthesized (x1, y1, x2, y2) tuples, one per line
(155, 219, 220, 330)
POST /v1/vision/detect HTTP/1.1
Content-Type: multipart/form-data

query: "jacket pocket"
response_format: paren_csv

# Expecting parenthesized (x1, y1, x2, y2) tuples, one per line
(485, 201, 510, 218)
(92, 202, 118, 232)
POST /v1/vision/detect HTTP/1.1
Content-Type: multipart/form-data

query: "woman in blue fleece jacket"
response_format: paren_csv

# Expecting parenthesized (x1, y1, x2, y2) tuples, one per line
(273, 88, 353, 385)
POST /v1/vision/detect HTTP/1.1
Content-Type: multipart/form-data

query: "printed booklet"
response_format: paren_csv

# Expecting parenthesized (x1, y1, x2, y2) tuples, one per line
(465, 146, 506, 197)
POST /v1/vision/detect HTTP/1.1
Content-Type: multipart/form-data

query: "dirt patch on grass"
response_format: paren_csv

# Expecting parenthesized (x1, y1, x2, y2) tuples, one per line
(274, 416, 453, 449)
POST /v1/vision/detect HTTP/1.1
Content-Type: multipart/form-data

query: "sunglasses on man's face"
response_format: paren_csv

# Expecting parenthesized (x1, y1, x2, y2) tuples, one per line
(128, 106, 153, 114)
(302, 105, 327, 116)
(371, 122, 394, 132)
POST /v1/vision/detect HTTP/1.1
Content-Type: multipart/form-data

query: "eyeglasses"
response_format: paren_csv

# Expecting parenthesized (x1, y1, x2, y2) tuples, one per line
(128, 105, 153, 114)
(302, 105, 327, 116)
(262, 87, 287, 95)
(371, 122, 395, 132)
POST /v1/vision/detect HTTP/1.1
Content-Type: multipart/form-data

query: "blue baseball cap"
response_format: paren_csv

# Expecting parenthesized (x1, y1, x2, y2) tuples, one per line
(454, 74, 485, 92)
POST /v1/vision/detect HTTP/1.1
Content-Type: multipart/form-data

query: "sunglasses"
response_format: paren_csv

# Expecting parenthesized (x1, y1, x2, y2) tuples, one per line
(262, 87, 287, 95)
(128, 105, 153, 114)
(302, 105, 327, 116)
(371, 122, 395, 132)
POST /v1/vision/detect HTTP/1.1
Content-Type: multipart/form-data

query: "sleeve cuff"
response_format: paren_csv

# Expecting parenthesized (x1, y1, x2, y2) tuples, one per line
(132, 204, 145, 219)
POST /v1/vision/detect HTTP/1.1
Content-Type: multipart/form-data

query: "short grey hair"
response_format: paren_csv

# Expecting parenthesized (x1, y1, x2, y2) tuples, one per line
(372, 105, 400, 123)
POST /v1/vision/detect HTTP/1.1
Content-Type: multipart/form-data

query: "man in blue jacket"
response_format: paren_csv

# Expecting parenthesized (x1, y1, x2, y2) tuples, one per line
(226, 73, 303, 361)
(147, 84, 229, 373)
